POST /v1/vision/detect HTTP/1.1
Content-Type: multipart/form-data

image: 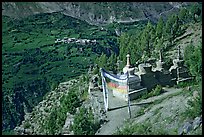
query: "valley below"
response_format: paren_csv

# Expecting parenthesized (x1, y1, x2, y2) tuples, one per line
(2, 2, 202, 135)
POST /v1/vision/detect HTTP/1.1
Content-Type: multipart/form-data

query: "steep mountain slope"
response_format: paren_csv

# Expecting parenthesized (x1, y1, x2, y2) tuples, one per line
(2, 12, 102, 133)
(2, 2, 196, 25)
(3, 10, 145, 133)
(2, 2, 201, 135)
(9, 20, 202, 135)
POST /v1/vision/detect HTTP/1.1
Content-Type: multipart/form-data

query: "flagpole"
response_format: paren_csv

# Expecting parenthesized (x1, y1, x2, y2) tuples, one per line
(127, 71, 131, 118)
(104, 77, 108, 111)
(100, 68, 108, 112)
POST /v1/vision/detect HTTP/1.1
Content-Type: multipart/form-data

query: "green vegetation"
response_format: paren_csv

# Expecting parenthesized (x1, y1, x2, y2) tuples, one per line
(70, 106, 100, 135)
(134, 85, 163, 102)
(184, 42, 202, 82)
(115, 82, 202, 135)
(60, 88, 81, 115)
(41, 76, 90, 135)
(111, 3, 202, 70)
(2, 12, 120, 132)
(114, 119, 167, 135)
(143, 85, 163, 99)
(2, 130, 17, 135)
(2, 2, 202, 134)
(180, 81, 202, 120)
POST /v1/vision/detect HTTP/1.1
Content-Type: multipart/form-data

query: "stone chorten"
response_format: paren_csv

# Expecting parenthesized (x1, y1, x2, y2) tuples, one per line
(136, 62, 159, 90)
(153, 50, 174, 86)
(169, 45, 192, 83)
(122, 54, 135, 75)
(114, 54, 146, 101)
(154, 50, 165, 71)
(122, 54, 142, 90)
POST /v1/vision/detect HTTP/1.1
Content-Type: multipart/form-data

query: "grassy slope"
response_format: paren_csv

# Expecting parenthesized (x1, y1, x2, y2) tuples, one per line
(2, 11, 147, 132)
(113, 22, 202, 135)
(2, 12, 108, 132)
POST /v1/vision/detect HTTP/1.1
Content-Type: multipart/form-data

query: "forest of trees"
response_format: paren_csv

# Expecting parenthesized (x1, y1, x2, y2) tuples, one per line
(95, 3, 202, 79)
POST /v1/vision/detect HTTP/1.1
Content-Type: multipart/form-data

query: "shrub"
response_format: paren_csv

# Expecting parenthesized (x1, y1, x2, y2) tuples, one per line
(184, 90, 202, 119)
(180, 82, 202, 120)
(60, 89, 81, 115)
(140, 85, 163, 100)
(23, 122, 31, 129)
(70, 107, 100, 135)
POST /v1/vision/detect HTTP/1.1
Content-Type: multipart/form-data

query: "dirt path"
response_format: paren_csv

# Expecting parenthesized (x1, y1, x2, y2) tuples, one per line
(95, 87, 183, 135)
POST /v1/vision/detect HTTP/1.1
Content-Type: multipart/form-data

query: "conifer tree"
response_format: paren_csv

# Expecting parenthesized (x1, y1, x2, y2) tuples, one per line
(140, 21, 155, 58)
(97, 53, 108, 69)
(165, 14, 180, 47)
(178, 8, 188, 25)
(108, 53, 117, 73)
(118, 33, 130, 61)
(190, 3, 202, 22)
(156, 17, 164, 39)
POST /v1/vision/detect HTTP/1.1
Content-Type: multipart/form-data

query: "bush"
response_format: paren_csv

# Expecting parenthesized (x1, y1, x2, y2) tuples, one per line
(140, 85, 163, 100)
(115, 120, 167, 135)
(180, 82, 202, 121)
(149, 85, 163, 96)
(185, 95, 202, 119)
(60, 89, 81, 115)
(184, 43, 202, 82)
(23, 122, 31, 129)
(70, 107, 99, 135)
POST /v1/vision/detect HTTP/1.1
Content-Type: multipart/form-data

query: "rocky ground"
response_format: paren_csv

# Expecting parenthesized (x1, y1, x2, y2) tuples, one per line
(14, 78, 85, 135)
(14, 74, 202, 135)
(95, 87, 202, 135)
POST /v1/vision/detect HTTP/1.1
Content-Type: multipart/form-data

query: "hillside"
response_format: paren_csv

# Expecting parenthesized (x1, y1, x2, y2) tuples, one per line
(2, 2, 196, 25)
(112, 85, 202, 135)
(7, 19, 202, 135)
(2, 2, 202, 135)
(2, 10, 148, 133)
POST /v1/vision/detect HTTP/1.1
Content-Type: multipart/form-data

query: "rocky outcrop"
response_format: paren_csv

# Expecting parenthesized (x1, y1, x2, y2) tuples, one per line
(14, 77, 87, 135)
(13, 73, 106, 135)
(178, 116, 202, 135)
(2, 2, 196, 26)
(87, 74, 107, 125)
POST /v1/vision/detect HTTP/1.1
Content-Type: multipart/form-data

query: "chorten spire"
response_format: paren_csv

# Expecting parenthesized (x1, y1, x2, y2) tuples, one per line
(123, 54, 134, 75)
(159, 49, 163, 62)
(177, 45, 181, 60)
(126, 54, 130, 67)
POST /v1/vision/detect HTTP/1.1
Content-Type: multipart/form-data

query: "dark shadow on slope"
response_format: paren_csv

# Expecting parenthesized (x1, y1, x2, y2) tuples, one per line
(108, 101, 153, 111)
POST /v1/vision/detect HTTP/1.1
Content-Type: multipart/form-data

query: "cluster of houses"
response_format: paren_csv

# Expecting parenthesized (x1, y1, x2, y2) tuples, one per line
(55, 37, 97, 45)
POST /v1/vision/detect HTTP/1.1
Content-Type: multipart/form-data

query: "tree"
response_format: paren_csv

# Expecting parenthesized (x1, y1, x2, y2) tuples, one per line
(164, 14, 181, 47)
(178, 8, 188, 25)
(71, 107, 98, 135)
(154, 36, 164, 59)
(128, 35, 142, 64)
(118, 33, 130, 61)
(190, 3, 202, 22)
(184, 42, 202, 82)
(60, 89, 81, 115)
(97, 53, 108, 69)
(46, 109, 58, 135)
(140, 21, 155, 58)
(156, 17, 164, 39)
(107, 53, 117, 73)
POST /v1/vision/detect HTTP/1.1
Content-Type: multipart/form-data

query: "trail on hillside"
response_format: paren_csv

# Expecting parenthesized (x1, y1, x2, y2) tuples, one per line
(95, 87, 182, 135)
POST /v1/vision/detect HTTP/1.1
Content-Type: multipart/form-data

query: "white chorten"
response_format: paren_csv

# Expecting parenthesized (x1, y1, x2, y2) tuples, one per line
(123, 54, 135, 75)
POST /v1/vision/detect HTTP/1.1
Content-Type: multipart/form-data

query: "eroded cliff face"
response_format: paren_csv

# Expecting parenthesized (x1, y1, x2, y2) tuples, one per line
(2, 2, 195, 25)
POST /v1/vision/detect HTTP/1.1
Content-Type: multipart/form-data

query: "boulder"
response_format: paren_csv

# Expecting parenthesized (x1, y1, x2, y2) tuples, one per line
(183, 121, 192, 134)
(193, 91, 199, 99)
(178, 126, 184, 135)
(192, 116, 202, 130)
